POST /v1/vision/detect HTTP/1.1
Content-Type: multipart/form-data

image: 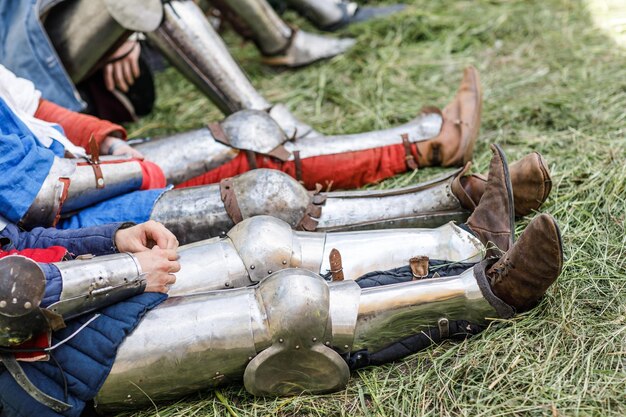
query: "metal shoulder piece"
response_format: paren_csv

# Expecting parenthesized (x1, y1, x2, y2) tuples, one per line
(96, 266, 510, 410)
(0, 257, 48, 347)
(21, 156, 144, 228)
(47, 253, 145, 320)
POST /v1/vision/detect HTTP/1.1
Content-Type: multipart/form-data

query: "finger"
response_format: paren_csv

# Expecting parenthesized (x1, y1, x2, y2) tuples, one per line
(130, 148, 145, 160)
(166, 273, 177, 285)
(147, 223, 178, 250)
(122, 60, 135, 87)
(104, 64, 115, 91)
(131, 51, 141, 78)
(114, 63, 128, 92)
(168, 260, 181, 273)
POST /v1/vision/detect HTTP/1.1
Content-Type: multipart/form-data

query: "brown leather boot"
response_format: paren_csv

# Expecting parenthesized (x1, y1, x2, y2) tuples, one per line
(453, 152, 552, 217)
(462, 144, 514, 258)
(416, 66, 482, 167)
(487, 213, 563, 312)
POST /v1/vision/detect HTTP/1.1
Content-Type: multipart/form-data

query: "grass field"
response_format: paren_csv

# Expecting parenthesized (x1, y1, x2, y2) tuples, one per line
(121, 0, 626, 415)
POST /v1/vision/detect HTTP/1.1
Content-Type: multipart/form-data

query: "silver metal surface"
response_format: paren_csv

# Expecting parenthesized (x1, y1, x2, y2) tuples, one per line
(20, 157, 75, 228)
(315, 222, 484, 280)
(284, 111, 443, 159)
(273, 30, 355, 67)
(44, 0, 129, 82)
(221, 110, 289, 154)
(133, 127, 238, 185)
(62, 159, 144, 213)
(326, 280, 361, 353)
(243, 270, 349, 396)
(149, 183, 232, 245)
(0, 256, 48, 347)
(351, 268, 498, 352)
(317, 169, 469, 231)
(48, 253, 144, 319)
(147, 0, 271, 114)
(102, 0, 163, 32)
(268, 103, 318, 139)
(95, 288, 259, 411)
(227, 216, 302, 282)
(168, 237, 250, 297)
(225, 0, 292, 55)
(231, 170, 310, 227)
(285, 0, 357, 27)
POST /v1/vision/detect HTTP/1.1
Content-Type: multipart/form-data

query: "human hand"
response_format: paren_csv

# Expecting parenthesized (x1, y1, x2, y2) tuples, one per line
(134, 246, 180, 294)
(100, 136, 144, 159)
(104, 40, 141, 93)
(115, 221, 179, 253)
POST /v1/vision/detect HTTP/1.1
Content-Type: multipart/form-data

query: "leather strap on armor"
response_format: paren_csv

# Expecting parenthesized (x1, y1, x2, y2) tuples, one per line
(219, 178, 244, 224)
(296, 184, 327, 231)
(88, 135, 105, 189)
(0, 353, 72, 412)
(329, 249, 344, 281)
(401, 133, 418, 171)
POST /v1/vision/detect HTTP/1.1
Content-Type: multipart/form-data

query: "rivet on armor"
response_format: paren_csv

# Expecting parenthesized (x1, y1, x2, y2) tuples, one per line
(225, 282, 230, 287)
(127, 395, 131, 399)
(250, 265, 255, 270)
(325, 341, 330, 346)
(312, 337, 317, 342)
(282, 260, 287, 265)
(279, 338, 284, 343)
(268, 270, 272, 274)
(12, 298, 17, 304)
(0, 301, 6, 308)
(215, 371, 220, 376)
(24, 302, 32, 309)
(97, 178, 105, 186)
(344, 345, 349, 349)
(248, 356, 253, 361)
(295, 345, 300, 349)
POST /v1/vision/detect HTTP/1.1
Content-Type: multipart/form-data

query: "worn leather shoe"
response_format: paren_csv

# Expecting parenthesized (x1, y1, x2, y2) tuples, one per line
(487, 213, 563, 312)
(416, 66, 482, 167)
(462, 144, 515, 257)
(453, 152, 552, 217)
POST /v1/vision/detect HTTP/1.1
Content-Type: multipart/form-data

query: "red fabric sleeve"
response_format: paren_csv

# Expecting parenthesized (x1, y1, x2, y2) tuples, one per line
(0, 247, 67, 263)
(139, 160, 167, 190)
(34, 98, 127, 153)
(176, 142, 413, 190)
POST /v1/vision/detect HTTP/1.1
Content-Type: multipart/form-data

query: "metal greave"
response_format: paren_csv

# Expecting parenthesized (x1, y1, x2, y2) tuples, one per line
(146, 0, 271, 114)
(164, 216, 484, 297)
(224, 0, 293, 55)
(284, 0, 355, 28)
(95, 266, 500, 409)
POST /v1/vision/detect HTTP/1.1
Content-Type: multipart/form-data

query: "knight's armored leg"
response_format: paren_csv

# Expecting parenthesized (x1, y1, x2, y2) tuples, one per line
(283, 0, 407, 32)
(94, 214, 562, 409)
(20, 156, 146, 229)
(145, 0, 317, 138)
(166, 215, 485, 296)
(135, 67, 477, 194)
(148, 146, 550, 244)
(210, 0, 355, 67)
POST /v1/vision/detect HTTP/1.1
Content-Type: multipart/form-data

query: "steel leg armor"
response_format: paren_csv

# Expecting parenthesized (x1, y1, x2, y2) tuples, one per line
(134, 108, 442, 186)
(149, 168, 469, 245)
(165, 215, 484, 297)
(95, 265, 511, 410)
(213, 0, 355, 66)
(20, 156, 145, 229)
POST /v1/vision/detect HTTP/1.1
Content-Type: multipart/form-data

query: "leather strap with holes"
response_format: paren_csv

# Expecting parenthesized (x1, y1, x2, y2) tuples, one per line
(219, 178, 244, 224)
(88, 135, 105, 189)
(329, 248, 344, 281)
(296, 184, 327, 231)
(401, 133, 418, 171)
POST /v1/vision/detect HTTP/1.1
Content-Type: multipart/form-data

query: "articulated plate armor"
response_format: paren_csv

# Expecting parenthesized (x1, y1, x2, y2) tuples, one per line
(0, 253, 144, 347)
(20, 156, 144, 229)
(95, 266, 510, 410)
(150, 169, 469, 245)
(133, 110, 288, 185)
(167, 215, 484, 297)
